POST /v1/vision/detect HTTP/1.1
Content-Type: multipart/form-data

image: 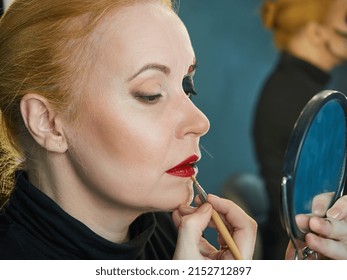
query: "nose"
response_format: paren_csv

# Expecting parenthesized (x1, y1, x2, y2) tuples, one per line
(175, 94, 210, 139)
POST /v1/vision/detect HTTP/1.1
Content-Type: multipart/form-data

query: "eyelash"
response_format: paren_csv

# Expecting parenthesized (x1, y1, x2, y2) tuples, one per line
(135, 92, 163, 104)
(183, 75, 197, 99)
(134, 76, 197, 104)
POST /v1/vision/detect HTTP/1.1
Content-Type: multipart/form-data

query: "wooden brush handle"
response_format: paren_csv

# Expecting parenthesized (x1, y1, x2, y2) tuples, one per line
(211, 209, 243, 260)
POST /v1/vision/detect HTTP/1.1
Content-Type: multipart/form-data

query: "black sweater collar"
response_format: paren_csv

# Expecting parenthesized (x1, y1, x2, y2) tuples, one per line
(4, 171, 157, 259)
(279, 52, 330, 86)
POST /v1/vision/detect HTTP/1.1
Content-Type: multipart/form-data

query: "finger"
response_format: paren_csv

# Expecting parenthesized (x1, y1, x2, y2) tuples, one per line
(198, 237, 219, 258)
(173, 203, 213, 259)
(193, 195, 203, 206)
(305, 232, 347, 260)
(172, 205, 201, 232)
(177, 205, 198, 216)
(172, 205, 199, 228)
(311, 192, 334, 217)
(295, 214, 311, 233)
(174, 206, 230, 259)
(172, 209, 182, 228)
(309, 216, 347, 241)
(326, 195, 347, 221)
(182, 198, 249, 259)
(172, 205, 216, 258)
(207, 245, 235, 260)
(206, 194, 257, 260)
(176, 204, 215, 227)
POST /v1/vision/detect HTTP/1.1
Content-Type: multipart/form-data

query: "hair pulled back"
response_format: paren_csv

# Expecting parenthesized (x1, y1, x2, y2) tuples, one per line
(261, 0, 334, 50)
(0, 0, 172, 197)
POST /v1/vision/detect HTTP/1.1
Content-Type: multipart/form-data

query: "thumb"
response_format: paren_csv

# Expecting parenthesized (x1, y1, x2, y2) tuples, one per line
(173, 203, 212, 259)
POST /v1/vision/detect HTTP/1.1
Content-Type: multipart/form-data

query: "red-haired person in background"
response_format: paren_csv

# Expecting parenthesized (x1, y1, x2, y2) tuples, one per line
(253, 0, 347, 260)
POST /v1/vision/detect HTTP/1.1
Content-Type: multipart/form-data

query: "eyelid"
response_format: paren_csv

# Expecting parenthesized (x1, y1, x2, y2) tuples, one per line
(134, 92, 163, 104)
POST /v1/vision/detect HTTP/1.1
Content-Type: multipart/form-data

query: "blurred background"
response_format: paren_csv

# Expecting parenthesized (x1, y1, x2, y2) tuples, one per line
(178, 0, 347, 255)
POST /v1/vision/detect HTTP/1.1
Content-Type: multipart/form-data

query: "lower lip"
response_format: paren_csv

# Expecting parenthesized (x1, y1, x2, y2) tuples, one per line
(166, 165, 196, 177)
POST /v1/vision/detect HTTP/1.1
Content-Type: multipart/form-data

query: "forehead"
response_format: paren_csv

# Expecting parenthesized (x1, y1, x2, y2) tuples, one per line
(95, 2, 194, 75)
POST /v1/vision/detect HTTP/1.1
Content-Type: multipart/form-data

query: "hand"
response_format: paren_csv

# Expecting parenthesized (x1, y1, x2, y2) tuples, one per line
(172, 194, 257, 260)
(285, 194, 347, 259)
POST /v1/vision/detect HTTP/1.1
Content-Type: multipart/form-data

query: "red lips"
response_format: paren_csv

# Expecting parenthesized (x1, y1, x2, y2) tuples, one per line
(166, 155, 198, 177)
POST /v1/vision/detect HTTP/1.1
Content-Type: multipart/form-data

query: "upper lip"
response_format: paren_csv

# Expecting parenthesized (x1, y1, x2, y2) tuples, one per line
(167, 154, 199, 171)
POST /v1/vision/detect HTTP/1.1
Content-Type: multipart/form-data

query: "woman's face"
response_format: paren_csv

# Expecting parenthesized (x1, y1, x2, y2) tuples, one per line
(323, 0, 347, 62)
(65, 2, 210, 212)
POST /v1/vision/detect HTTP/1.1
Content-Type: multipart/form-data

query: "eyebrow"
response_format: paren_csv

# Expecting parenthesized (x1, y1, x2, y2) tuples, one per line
(128, 63, 171, 82)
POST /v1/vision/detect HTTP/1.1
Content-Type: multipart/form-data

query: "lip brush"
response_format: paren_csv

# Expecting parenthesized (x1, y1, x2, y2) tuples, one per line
(191, 175, 243, 260)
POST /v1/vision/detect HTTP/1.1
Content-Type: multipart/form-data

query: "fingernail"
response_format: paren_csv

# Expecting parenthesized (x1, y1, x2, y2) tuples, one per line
(180, 205, 195, 209)
(313, 204, 326, 217)
(207, 194, 219, 200)
(201, 203, 212, 213)
(327, 208, 341, 219)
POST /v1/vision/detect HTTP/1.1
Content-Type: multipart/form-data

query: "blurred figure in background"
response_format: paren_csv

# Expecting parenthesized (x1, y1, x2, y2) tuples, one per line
(252, 0, 347, 259)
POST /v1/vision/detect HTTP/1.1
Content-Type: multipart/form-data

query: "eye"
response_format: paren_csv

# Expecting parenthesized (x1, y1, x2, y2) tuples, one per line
(135, 92, 163, 104)
(182, 75, 197, 99)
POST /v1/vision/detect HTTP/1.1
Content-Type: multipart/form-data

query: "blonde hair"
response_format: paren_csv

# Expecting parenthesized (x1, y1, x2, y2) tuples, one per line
(0, 0, 172, 197)
(261, 0, 334, 50)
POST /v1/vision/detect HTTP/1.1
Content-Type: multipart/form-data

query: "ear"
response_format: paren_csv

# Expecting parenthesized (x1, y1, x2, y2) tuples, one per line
(305, 21, 328, 45)
(20, 94, 68, 153)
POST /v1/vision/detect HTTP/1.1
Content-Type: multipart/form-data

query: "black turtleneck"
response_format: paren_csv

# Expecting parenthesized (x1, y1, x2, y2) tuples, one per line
(0, 172, 177, 259)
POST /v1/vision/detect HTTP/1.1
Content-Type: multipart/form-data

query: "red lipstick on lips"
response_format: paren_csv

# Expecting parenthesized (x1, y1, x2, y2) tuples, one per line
(166, 155, 198, 177)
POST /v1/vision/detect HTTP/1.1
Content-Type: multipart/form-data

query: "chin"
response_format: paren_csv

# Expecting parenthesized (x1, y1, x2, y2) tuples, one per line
(178, 193, 195, 208)
(161, 195, 194, 212)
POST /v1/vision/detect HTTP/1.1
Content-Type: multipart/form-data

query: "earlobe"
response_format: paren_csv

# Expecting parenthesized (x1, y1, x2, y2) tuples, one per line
(306, 21, 327, 45)
(20, 94, 68, 153)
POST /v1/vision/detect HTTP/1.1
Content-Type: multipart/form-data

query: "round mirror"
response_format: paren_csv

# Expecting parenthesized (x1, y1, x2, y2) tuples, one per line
(280, 90, 347, 259)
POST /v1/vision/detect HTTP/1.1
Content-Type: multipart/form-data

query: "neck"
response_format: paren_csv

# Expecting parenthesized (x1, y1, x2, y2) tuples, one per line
(287, 33, 340, 72)
(25, 149, 140, 244)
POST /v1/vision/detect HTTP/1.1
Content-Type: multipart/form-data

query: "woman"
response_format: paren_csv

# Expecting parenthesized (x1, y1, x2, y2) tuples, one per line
(252, 0, 347, 259)
(0, 0, 256, 260)
(0, 0, 345, 260)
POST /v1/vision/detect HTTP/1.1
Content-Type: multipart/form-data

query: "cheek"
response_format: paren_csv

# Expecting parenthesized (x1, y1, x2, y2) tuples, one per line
(331, 37, 347, 56)
(327, 17, 347, 55)
(65, 93, 192, 210)
(324, 29, 347, 60)
(68, 98, 173, 179)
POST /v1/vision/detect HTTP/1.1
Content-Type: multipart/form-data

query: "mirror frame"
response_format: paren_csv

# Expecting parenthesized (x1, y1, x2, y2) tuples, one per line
(280, 90, 347, 242)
